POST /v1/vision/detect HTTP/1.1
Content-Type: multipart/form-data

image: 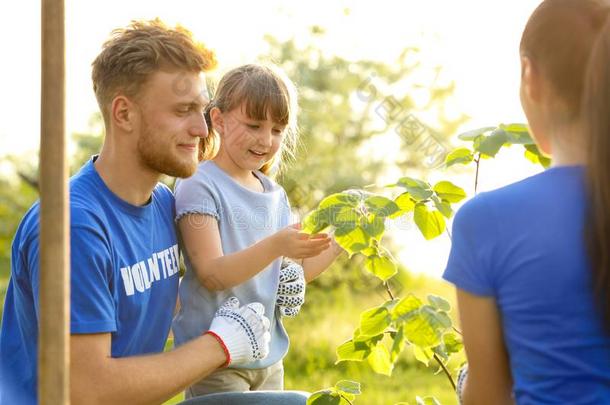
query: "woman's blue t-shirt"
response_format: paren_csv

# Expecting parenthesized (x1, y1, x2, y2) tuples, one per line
(444, 165, 610, 404)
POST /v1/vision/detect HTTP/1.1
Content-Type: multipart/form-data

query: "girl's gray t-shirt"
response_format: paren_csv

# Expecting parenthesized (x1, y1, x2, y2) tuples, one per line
(172, 160, 292, 369)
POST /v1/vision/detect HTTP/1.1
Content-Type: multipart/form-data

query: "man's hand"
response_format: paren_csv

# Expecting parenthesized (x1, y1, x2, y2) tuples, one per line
(276, 260, 306, 317)
(207, 297, 271, 366)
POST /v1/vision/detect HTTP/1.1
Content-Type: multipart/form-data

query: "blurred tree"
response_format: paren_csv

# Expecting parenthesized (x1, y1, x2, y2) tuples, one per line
(70, 112, 105, 172)
(0, 31, 466, 308)
(0, 115, 104, 282)
(256, 31, 466, 291)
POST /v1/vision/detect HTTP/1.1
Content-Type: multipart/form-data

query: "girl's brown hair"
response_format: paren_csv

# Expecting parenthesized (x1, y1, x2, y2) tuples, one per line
(199, 64, 299, 176)
(522, 0, 610, 330)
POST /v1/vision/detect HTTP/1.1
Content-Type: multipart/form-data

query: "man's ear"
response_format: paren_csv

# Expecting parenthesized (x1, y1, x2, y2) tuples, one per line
(209, 107, 224, 135)
(110, 95, 137, 133)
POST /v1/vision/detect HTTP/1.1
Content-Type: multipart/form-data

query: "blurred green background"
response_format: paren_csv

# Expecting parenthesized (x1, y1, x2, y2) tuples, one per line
(0, 34, 466, 404)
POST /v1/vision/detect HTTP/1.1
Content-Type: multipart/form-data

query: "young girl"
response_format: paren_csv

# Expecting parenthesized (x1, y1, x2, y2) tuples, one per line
(444, 1, 610, 404)
(172, 64, 341, 398)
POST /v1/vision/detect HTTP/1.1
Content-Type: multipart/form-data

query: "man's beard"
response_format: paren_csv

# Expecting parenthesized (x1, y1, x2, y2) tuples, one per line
(137, 121, 198, 178)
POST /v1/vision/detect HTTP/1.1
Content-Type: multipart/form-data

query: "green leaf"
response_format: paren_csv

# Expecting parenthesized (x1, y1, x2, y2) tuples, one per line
(353, 329, 385, 344)
(359, 305, 392, 337)
(392, 294, 424, 320)
(361, 246, 379, 257)
(500, 123, 534, 145)
(432, 343, 449, 361)
(319, 192, 361, 209)
(474, 128, 508, 157)
(457, 126, 495, 141)
(433, 181, 467, 203)
(415, 396, 441, 405)
(334, 220, 358, 237)
(335, 380, 361, 396)
(501, 123, 528, 132)
(395, 177, 433, 201)
(427, 295, 451, 312)
(361, 215, 385, 241)
(334, 226, 371, 256)
(390, 326, 406, 362)
(302, 208, 331, 234)
(523, 144, 552, 168)
(394, 192, 415, 214)
(307, 390, 343, 405)
(336, 339, 371, 362)
(431, 196, 453, 219)
(444, 147, 474, 167)
(402, 309, 442, 348)
(421, 305, 452, 329)
(343, 188, 372, 201)
(412, 345, 434, 366)
(414, 203, 446, 240)
(332, 207, 361, 228)
(367, 342, 393, 376)
(442, 332, 464, 355)
(365, 195, 400, 218)
(364, 255, 397, 281)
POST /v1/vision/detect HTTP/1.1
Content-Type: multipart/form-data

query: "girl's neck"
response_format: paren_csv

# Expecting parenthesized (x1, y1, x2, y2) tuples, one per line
(548, 121, 587, 168)
(212, 150, 263, 191)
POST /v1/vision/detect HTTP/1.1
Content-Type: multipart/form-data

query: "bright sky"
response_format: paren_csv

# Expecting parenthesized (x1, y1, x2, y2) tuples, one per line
(0, 0, 544, 277)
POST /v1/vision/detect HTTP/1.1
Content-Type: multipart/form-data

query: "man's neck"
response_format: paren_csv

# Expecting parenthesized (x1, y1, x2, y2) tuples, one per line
(94, 143, 160, 206)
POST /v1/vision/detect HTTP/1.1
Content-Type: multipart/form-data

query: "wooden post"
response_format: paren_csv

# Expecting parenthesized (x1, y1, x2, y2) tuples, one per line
(39, 0, 69, 404)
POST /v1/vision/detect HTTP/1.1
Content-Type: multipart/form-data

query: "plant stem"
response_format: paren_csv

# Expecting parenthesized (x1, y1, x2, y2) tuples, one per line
(433, 353, 456, 391)
(384, 282, 395, 300)
(474, 153, 481, 194)
(445, 227, 452, 241)
(340, 394, 355, 405)
(452, 326, 463, 336)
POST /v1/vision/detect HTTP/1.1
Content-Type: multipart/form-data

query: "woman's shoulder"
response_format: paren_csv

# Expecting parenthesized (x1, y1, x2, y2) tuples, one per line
(455, 166, 585, 229)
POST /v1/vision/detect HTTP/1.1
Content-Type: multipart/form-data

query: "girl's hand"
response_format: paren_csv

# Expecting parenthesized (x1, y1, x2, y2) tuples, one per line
(272, 224, 331, 259)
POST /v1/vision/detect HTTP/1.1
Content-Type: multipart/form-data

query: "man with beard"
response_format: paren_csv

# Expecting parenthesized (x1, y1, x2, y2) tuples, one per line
(0, 20, 278, 405)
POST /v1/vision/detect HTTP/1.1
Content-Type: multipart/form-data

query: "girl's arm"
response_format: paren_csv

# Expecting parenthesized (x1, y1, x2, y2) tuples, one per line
(178, 213, 330, 291)
(456, 288, 514, 405)
(301, 238, 343, 282)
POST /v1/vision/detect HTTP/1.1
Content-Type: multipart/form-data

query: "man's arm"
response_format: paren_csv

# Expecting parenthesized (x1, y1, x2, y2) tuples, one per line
(70, 332, 225, 405)
(456, 288, 514, 405)
(70, 297, 270, 405)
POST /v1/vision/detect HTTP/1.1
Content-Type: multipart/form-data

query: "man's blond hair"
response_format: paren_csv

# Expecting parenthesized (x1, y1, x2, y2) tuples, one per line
(92, 18, 216, 125)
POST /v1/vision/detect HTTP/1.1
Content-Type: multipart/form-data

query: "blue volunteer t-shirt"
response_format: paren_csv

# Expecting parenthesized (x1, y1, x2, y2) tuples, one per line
(0, 158, 180, 405)
(444, 165, 610, 404)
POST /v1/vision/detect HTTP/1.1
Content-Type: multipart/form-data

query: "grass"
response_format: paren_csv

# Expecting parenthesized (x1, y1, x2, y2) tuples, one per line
(0, 266, 461, 405)
(162, 270, 462, 404)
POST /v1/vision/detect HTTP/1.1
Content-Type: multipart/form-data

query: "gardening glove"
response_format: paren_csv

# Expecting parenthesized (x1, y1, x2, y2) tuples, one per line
(206, 297, 271, 366)
(456, 364, 468, 405)
(276, 259, 306, 317)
